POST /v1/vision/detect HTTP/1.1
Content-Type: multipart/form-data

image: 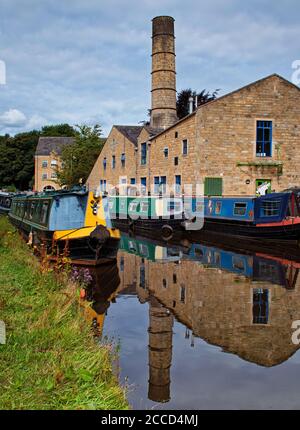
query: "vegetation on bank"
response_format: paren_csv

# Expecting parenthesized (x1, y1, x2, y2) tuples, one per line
(0, 216, 128, 410)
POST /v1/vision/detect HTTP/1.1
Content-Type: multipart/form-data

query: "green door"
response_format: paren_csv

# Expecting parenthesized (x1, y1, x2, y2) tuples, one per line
(256, 179, 272, 195)
(204, 178, 223, 196)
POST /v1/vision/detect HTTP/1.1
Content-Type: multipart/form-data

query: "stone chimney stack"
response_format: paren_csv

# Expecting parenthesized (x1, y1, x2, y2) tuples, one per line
(150, 16, 178, 129)
(148, 296, 173, 403)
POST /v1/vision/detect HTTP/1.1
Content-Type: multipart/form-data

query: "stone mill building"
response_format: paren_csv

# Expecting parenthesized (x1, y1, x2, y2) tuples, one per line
(86, 16, 300, 197)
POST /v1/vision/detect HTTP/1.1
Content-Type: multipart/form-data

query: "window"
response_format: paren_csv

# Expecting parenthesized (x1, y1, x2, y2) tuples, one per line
(182, 139, 188, 155)
(180, 286, 186, 303)
(100, 179, 107, 191)
(120, 256, 124, 272)
(129, 201, 139, 212)
(51, 160, 57, 168)
(41, 201, 49, 224)
(163, 279, 167, 288)
(42, 160, 48, 168)
(140, 202, 149, 212)
(112, 155, 116, 169)
(256, 179, 271, 195)
(141, 177, 147, 195)
(130, 178, 136, 185)
(253, 289, 269, 324)
(141, 143, 147, 165)
(173, 274, 177, 284)
(51, 172, 57, 179)
(163, 147, 169, 158)
(140, 262, 145, 289)
(234, 202, 247, 216)
(121, 153, 125, 167)
(103, 157, 107, 171)
(175, 131, 178, 138)
(174, 157, 178, 166)
(42, 173, 48, 180)
(204, 177, 223, 196)
(175, 175, 181, 194)
(256, 120, 272, 157)
(260, 199, 281, 217)
(154, 176, 166, 194)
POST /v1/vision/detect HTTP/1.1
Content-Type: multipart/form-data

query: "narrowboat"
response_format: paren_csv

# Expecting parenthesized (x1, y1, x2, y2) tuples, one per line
(0, 192, 13, 214)
(9, 189, 121, 265)
(185, 189, 300, 242)
(108, 192, 184, 237)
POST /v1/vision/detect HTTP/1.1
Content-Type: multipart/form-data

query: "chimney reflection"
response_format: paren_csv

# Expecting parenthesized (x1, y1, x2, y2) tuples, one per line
(148, 296, 174, 403)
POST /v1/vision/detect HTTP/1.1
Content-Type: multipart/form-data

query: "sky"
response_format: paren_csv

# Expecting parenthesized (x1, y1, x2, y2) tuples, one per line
(0, 0, 299, 136)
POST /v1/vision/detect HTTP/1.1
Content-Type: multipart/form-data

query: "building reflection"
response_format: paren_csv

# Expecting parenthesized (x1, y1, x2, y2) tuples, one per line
(82, 233, 300, 403)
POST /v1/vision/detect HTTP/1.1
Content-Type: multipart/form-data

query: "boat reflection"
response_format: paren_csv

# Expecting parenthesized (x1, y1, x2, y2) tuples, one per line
(82, 232, 300, 404)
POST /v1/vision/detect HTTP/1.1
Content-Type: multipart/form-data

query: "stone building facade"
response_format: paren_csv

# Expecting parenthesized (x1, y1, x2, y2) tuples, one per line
(86, 16, 300, 197)
(116, 247, 300, 369)
(34, 136, 74, 192)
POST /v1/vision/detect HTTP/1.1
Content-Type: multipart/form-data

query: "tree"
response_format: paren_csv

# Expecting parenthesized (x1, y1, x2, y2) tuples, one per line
(0, 130, 40, 190)
(176, 88, 220, 119)
(40, 123, 77, 137)
(55, 124, 105, 188)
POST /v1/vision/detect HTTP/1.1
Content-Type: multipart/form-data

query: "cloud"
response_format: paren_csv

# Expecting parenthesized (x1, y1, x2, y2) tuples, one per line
(0, 0, 299, 136)
(0, 109, 27, 128)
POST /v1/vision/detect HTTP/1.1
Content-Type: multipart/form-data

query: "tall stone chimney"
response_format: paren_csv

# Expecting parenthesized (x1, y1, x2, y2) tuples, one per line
(150, 16, 178, 129)
(148, 296, 173, 403)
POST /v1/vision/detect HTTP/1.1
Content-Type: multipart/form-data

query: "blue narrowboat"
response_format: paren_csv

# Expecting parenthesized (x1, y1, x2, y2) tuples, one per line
(9, 189, 121, 265)
(187, 189, 300, 242)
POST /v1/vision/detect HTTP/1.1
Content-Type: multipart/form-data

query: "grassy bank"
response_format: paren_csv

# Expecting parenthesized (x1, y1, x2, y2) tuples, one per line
(0, 216, 128, 410)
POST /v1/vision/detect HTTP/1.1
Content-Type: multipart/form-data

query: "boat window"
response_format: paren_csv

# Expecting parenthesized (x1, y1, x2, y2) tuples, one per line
(215, 201, 222, 215)
(140, 202, 149, 212)
(233, 202, 247, 216)
(139, 244, 149, 257)
(260, 199, 281, 217)
(194, 247, 204, 260)
(232, 256, 246, 272)
(40, 201, 49, 225)
(29, 202, 36, 220)
(120, 200, 126, 210)
(214, 252, 221, 266)
(128, 241, 137, 252)
(168, 200, 182, 213)
(129, 201, 139, 212)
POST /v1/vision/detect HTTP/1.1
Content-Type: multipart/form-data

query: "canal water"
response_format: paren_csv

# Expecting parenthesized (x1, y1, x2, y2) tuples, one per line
(84, 232, 300, 410)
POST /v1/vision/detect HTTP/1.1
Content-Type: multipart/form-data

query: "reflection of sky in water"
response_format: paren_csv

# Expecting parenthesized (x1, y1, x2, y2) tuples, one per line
(103, 294, 300, 410)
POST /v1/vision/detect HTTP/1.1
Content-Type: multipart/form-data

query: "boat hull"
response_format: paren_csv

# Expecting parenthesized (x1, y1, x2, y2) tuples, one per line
(9, 216, 120, 265)
(111, 216, 184, 234)
(190, 218, 300, 242)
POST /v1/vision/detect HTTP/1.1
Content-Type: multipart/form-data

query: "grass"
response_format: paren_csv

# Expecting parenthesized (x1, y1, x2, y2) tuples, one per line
(0, 216, 128, 410)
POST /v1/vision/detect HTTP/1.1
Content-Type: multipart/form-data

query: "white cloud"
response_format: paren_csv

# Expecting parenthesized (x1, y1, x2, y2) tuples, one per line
(0, 109, 27, 128)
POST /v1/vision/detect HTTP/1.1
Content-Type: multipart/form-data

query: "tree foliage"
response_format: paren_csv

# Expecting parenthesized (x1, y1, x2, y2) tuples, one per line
(176, 88, 220, 119)
(0, 131, 40, 190)
(0, 124, 77, 191)
(55, 124, 105, 188)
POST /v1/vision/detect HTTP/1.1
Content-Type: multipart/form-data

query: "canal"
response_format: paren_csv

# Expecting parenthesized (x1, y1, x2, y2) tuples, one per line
(83, 232, 300, 410)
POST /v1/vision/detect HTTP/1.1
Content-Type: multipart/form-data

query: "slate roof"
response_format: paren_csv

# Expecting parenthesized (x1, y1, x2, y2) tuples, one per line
(35, 136, 75, 156)
(114, 125, 144, 145)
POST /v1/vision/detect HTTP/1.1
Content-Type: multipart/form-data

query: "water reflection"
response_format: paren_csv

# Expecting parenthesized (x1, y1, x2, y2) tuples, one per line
(82, 232, 300, 409)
